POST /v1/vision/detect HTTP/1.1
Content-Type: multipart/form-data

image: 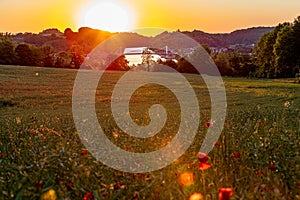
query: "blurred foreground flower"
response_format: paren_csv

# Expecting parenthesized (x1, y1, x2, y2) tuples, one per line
(66, 183, 74, 190)
(178, 171, 194, 187)
(269, 163, 276, 171)
(80, 151, 89, 157)
(197, 152, 211, 170)
(296, 183, 300, 191)
(15, 117, 21, 124)
(205, 121, 213, 128)
(219, 188, 233, 200)
(231, 151, 240, 159)
(258, 120, 263, 127)
(41, 189, 57, 200)
(284, 101, 290, 107)
(83, 192, 94, 200)
(138, 173, 143, 180)
(35, 180, 43, 191)
(189, 192, 204, 200)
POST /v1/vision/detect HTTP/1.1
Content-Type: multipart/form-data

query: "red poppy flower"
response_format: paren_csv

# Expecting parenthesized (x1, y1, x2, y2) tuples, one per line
(198, 152, 208, 163)
(80, 151, 89, 157)
(258, 120, 263, 127)
(205, 121, 212, 128)
(0, 153, 5, 158)
(231, 152, 240, 159)
(66, 183, 74, 189)
(138, 173, 143, 180)
(198, 162, 211, 170)
(83, 192, 94, 200)
(218, 188, 233, 200)
(269, 163, 276, 171)
(35, 180, 43, 191)
(197, 152, 211, 170)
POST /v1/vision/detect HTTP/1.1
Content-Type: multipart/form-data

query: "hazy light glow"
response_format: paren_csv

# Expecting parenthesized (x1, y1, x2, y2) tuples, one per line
(0, 0, 299, 33)
(77, 1, 135, 32)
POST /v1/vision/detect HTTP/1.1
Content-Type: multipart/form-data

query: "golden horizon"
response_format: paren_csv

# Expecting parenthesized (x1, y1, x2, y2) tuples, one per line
(0, 0, 299, 34)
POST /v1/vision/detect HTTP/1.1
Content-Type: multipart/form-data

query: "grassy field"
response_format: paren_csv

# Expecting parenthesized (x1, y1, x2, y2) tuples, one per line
(0, 65, 299, 200)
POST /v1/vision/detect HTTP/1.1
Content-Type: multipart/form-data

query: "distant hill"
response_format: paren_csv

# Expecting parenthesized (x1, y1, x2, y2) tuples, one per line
(8, 26, 274, 54)
(180, 30, 228, 47)
(12, 29, 69, 53)
(179, 27, 274, 47)
(227, 27, 275, 46)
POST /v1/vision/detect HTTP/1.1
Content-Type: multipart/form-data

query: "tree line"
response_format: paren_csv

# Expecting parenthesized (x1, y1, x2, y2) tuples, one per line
(0, 38, 79, 69)
(0, 16, 299, 78)
(0, 27, 115, 69)
(253, 16, 300, 78)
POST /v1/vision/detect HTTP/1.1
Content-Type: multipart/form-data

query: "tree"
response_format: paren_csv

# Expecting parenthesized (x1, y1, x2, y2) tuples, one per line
(273, 25, 296, 77)
(54, 51, 72, 68)
(15, 43, 36, 66)
(202, 44, 212, 55)
(141, 49, 154, 72)
(293, 16, 300, 66)
(294, 17, 300, 75)
(253, 17, 300, 78)
(212, 52, 234, 76)
(177, 57, 197, 74)
(107, 55, 130, 71)
(0, 36, 16, 64)
(70, 45, 85, 69)
(254, 32, 275, 77)
(212, 52, 256, 77)
(254, 23, 290, 78)
(39, 45, 54, 67)
(155, 58, 178, 72)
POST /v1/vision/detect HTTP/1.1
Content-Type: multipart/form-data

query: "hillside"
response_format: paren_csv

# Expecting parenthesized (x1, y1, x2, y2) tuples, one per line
(228, 27, 275, 45)
(180, 27, 274, 47)
(8, 26, 274, 53)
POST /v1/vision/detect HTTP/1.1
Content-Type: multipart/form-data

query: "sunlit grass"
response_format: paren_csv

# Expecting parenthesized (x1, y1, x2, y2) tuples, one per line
(0, 65, 299, 199)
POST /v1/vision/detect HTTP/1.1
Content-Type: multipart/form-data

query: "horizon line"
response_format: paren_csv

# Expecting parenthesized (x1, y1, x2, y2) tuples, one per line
(0, 25, 276, 36)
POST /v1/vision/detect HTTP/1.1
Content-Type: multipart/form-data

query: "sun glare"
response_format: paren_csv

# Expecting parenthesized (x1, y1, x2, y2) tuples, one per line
(77, 1, 135, 32)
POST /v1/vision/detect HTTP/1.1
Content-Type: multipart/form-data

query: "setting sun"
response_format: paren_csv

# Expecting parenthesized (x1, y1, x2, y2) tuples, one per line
(77, 0, 136, 32)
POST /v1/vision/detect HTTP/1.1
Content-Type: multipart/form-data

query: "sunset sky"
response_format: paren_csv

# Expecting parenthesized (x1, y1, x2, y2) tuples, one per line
(1, 0, 299, 34)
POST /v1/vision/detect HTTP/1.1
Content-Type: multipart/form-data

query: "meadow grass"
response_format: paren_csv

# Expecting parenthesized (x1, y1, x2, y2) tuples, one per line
(0, 65, 299, 199)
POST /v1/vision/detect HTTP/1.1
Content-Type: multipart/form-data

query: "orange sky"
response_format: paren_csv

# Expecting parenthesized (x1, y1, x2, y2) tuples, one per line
(0, 0, 299, 34)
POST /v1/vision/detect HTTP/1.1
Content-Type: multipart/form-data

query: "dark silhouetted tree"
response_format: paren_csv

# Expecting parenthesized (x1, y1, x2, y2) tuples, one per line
(0, 36, 16, 64)
(213, 52, 234, 76)
(70, 45, 85, 68)
(15, 43, 36, 66)
(254, 17, 300, 78)
(273, 25, 296, 77)
(177, 57, 197, 74)
(107, 55, 130, 71)
(54, 51, 72, 68)
(39, 45, 54, 67)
